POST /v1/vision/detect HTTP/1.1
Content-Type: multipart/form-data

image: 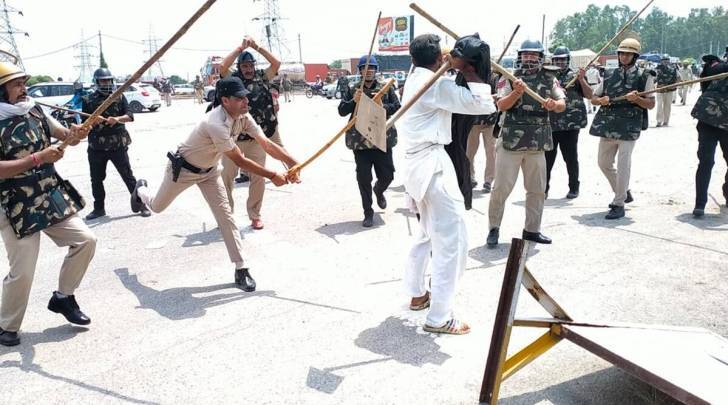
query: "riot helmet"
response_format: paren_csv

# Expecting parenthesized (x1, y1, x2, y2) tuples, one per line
(552, 46, 571, 69)
(516, 39, 544, 71)
(93, 68, 115, 95)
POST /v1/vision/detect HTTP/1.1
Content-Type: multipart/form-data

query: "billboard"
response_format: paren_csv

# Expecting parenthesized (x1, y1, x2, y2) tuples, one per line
(378, 15, 414, 52)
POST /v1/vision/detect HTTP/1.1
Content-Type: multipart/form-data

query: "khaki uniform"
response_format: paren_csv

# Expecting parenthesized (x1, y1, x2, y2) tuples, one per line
(466, 123, 496, 185)
(221, 130, 283, 219)
(137, 106, 262, 265)
(489, 68, 565, 233)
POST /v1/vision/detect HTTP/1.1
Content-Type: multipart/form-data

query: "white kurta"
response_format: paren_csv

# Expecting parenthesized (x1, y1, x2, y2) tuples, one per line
(396, 67, 495, 327)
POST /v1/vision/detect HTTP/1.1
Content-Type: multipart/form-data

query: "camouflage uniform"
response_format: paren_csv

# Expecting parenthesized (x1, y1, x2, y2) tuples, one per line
(338, 79, 400, 218)
(82, 91, 138, 213)
(488, 67, 565, 233)
(590, 64, 655, 207)
(691, 64, 728, 209)
(220, 69, 284, 220)
(546, 68, 588, 194)
(0, 105, 96, 332)
(655, 63, 679, 125)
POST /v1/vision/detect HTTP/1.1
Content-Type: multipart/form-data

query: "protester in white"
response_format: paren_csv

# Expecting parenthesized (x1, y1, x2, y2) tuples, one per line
(677, 63, 694, 105)
(397, 34, 495, 335)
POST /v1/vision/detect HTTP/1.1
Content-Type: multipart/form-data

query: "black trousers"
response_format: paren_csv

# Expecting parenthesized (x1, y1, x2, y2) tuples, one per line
(88, 147, 137, 211)
(695, 122, 728, 209)
(354, 148, 395, 216)
(545, 129, 580, 193)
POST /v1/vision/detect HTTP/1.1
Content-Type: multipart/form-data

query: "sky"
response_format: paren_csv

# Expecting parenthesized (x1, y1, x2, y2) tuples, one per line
(10, 0, 726, 81)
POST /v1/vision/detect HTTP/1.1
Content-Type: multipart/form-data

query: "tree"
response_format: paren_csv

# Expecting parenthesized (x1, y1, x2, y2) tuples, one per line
(168, 75, 187, 85)
(99, 49, 108, 69)
(27, 75, 54, 86)
(329, 60, 342, 69)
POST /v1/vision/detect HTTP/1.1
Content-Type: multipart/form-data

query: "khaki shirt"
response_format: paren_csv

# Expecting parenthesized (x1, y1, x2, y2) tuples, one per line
(177, 105, 264, 169)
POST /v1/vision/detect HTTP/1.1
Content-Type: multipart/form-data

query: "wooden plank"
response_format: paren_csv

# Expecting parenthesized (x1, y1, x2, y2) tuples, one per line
(561, 325, 728, 405)
(480, 238, 532, 404)
(522, 266, 572, 321)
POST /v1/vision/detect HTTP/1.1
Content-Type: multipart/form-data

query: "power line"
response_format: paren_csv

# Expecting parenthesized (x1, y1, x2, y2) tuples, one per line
(0, 0, 26, 68)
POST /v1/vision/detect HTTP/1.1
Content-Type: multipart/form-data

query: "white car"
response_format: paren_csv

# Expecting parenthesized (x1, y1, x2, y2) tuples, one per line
(27, 82, 85, 111)
(27, 81, 160, 113)
(173, 84, 195, 95)
(126, 84, 161, 112)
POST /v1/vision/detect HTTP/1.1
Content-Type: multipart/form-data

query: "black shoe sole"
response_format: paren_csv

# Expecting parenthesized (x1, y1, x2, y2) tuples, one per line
(0, 337, 20, 346)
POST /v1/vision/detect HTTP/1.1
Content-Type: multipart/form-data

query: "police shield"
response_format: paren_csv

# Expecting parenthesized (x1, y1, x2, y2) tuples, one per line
(354, 94, 387, 152)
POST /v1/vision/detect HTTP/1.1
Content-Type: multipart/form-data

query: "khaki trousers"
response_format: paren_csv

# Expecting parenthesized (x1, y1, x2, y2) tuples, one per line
(221, 131, 283, 220)
(194, 88, 204, 104)
(0, 214, 96, 332)
(466, 124, 496, 185)
(488, 141, 546, 233)
(597, 137, 636, 206)
(656, 91, 673, 125)
(138, 162, 244, 264)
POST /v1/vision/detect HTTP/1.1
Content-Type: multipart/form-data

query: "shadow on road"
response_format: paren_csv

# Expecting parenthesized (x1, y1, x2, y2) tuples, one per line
(315, 214, 384, 243)
(0, 325, 157, 405)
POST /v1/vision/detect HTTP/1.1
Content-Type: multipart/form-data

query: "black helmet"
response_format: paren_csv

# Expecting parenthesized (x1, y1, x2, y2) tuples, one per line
(93, 68, 115, 94)
(237, 51, 256, 66)
(552, 46, 571, 68)
(516, 40, 544, 70)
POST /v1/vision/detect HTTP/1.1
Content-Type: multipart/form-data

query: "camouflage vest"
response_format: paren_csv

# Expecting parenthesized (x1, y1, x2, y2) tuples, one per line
(235, 69, 277, 139)
(344, 79, 398, 151)
(589, 67, 648, 141)
(500, 68, 555, 152)
(83, 91, 132, 151)
(0, 106, 85, 238)
(550, 68, 587, 131)
(691, 77, 728, 131)
(656, 64, 678, 88)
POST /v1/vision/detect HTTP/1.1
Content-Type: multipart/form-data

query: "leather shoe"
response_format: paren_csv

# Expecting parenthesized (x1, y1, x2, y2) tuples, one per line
(131, 179, 147, 213)
(374, 185, 387, 209)
(625, 190, 634, 204)
(692, 208, 704, 218)
(566, 189, 579, 199)
(362, 214, 374, 228)
(85, 210, 106, 220)
(486, 227, 499, 247)
(483, 182, 491, 193)
(522, 230, 552, 244)
(140, 206, 152, 217)
(47, 292, 91, 325)
(235, 268, 256, 292)
(605, 205, 625, 220)
(235, 173, 250, 183)
(0, 327, 19, 346)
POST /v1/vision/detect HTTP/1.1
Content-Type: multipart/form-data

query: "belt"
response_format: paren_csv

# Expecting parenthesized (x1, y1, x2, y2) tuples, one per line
(167, 152, 213, 174)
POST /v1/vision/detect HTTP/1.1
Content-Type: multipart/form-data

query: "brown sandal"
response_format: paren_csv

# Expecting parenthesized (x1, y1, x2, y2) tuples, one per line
(423, 318, 471, 335)
(409, 292, 430, 311)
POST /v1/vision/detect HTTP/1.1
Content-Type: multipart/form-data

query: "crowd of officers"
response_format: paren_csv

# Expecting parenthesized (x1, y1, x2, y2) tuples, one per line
(0, 30, 726, 345)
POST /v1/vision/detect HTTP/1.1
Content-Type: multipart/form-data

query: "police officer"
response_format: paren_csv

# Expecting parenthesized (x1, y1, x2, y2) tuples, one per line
(487, 40, 566, 247)
(678, 61, 694, 105)
(83, 67, 149, 220)
(690, 54, 728, 217)
(338, 55, 400, 227)
(655, 54, 678, 127)
(590, 38, 655, 220)
(545, 46, 593, 199)
(0, 61, 96, 346)
(219, 36, 283, 230)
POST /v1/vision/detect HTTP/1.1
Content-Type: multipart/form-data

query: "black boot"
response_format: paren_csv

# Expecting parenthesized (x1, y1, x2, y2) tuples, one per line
(234, 268, 256, 292)
(235, 173, 250, 183)
(605, 205, 625, 220)
(85, 210, 106, 220)
(362, 213, 374, 228)
(0, 327, 20, 346)
(486, 227, 499, 247)
(131, 179, 147, 213)
(625, 190, 634, 204)
(47, 292, 91, 325)
(566, 189, 579, 199)
(374, 182, 387, 209)
(522, 230, 552, 244)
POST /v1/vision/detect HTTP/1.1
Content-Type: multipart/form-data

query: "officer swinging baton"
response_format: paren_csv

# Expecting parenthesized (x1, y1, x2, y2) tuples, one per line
(564, 0, 655, 89)
(407, 3, 547, 108)
(56, 0, 218, 150)
(609, 71, 728, 104)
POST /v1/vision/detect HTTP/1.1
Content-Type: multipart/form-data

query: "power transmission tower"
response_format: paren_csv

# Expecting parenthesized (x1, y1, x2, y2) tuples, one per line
(0, 0, 28, 68)
(252, 0, 290, 62)
(74, 30, 97, 83)
(142, 26, 165, 79)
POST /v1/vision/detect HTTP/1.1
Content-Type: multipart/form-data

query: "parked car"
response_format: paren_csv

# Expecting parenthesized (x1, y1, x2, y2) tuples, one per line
(173, 84, 195, 95)
(27, 82, 86, 111)
(204, 85, 216, 102)
(126, 83, 161, 112)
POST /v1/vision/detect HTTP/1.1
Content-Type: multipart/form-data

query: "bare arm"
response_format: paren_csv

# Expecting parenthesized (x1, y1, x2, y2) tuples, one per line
(220, 36, 281, 80)
(0, 147, 64, 179)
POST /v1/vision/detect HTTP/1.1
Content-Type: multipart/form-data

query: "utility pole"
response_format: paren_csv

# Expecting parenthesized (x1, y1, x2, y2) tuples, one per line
(251, 0, 290, 61)
(142, 26, 164, 79)
(0, 0, 27, 69)
(74, 30, 97, 83)
(298, 33, 302, 63)
(541, 14, 545, 46)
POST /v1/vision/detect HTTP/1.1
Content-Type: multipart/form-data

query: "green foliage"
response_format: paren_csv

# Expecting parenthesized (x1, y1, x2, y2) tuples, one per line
(168, 75, 187, 85)
(26, 75, 54, 86)
(99, 50, 108, 68)
(550, 5, 728, 59)
(329, 60, 343, 69)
